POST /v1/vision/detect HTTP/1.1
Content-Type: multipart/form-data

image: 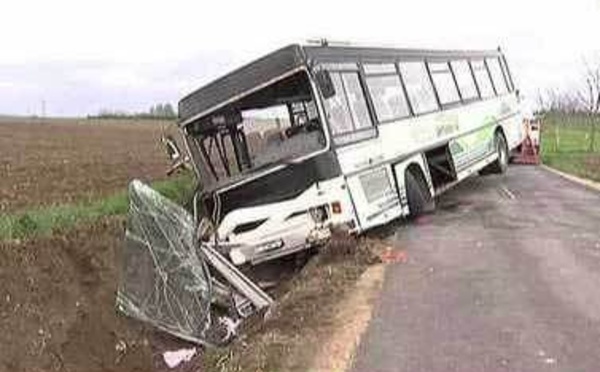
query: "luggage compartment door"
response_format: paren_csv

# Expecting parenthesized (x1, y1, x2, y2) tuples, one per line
(346, 165, 403, 231)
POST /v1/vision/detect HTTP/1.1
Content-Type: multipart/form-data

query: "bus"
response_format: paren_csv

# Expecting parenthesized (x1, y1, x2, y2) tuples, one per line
(171, 43, 524, 266)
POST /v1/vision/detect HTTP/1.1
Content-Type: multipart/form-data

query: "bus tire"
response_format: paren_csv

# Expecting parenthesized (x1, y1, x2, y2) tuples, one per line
(482, 132, 508, 175)
(405, 168, 434, 218)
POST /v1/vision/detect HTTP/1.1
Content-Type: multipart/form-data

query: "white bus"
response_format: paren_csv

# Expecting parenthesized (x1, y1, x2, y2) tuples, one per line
(172, 43, 524, 265)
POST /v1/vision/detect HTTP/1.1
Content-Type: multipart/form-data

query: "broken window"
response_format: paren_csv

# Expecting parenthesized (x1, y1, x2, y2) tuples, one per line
(185, 71, 326, 190)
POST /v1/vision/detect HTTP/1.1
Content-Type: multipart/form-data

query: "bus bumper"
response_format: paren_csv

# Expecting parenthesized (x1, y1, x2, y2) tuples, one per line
(216, 224, 331, 265)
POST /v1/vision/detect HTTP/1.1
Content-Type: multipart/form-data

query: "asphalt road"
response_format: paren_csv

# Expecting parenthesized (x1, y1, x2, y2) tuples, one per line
(351, 166, 600, 372)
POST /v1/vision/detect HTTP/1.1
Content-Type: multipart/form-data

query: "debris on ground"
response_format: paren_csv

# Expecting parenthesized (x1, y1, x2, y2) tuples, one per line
(0, 194, 393, 372)
(163, 348, 197, 368)
(198, 231, 385, 372)
(117, 180, 273, 347)
(378, 247, 408, 264)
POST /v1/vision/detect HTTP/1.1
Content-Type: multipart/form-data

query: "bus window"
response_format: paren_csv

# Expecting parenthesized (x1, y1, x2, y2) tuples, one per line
(325, 73, 355, 134)
(364, 64, 410, 122)
(363, 64, 396, 74)
(323, 71, 373, 136)
(486, 57, 509, 95)
(398, 61, 438, 114)
(499, 58, 514, 91)
(343, 73, 373, 130)
(451, 60, 478, 100)
(428, 62, 460, 106)
(471, 60, 495, 98)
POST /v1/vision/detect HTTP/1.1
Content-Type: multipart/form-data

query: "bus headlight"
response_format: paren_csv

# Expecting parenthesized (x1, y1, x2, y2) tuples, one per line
(309, 205, 328, 223)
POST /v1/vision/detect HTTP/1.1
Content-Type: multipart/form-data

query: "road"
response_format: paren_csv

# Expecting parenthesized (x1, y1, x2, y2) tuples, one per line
(351, 166, 600, 372)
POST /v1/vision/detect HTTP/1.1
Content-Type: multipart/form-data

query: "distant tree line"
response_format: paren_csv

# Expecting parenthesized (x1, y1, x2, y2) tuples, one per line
(536, 56, 600, 115)
(90, 103, 177, 120)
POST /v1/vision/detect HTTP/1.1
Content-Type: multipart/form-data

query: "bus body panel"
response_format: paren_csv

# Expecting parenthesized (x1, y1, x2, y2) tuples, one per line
(344, 165, 404, 230)
(216, 176, 356, 265)
(334, 94, 521, 177)
(334, 93, 523, 227)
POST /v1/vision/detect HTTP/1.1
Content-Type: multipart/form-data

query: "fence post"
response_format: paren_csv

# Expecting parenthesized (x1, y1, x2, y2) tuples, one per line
(555, 124, 560, 152)
(590, 114, 597, 152)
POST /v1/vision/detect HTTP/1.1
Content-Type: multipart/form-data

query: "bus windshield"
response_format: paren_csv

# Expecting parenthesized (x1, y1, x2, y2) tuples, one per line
(185, 71, 326, 191)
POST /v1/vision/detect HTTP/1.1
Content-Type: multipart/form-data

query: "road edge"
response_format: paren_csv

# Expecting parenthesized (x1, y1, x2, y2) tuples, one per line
(540, 164, 600, 192)
(309, 264, 387, 372)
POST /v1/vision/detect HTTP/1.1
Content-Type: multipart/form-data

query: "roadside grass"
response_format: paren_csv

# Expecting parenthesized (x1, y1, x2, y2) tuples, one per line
(0, 174, 195, 241)
(541, 153, 600, 182)
(541, 112, 600, 181)
(200, 234, 383, 372)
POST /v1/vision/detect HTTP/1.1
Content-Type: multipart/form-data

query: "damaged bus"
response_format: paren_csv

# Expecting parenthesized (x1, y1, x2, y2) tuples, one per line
(171, 43, 524, 266)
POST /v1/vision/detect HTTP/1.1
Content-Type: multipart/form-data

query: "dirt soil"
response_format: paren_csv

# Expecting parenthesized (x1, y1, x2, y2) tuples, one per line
(200, 232, 384, 372)
(0, 219, 386, 372)
(0, 118, 177, 213)
(0, 217, 157, 372)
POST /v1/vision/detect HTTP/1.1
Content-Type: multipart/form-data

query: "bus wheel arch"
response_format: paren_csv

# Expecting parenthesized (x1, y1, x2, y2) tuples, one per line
(404, 163, 435, 218)
(481, 127, 509, 175)
(495, 125, 506, 139)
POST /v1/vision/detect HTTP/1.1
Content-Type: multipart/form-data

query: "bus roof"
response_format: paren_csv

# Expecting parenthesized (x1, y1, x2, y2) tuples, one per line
(178, 43, 504, 126)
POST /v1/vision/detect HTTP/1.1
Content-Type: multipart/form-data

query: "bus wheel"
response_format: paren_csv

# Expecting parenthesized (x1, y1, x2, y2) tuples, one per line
(481, 132, 508, 175)
(405, 168, 434, 218)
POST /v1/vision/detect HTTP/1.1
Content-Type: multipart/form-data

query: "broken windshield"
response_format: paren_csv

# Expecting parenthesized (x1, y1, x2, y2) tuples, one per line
(185, 71, 326, 190)
(116, 180, 273, 346)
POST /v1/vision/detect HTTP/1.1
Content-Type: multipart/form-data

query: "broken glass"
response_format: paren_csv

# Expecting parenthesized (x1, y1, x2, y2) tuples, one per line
(116, 180, 273, 346)
(116, 180, 214, 345)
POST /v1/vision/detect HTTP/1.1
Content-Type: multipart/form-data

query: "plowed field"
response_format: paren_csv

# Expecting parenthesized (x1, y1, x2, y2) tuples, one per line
(0, 118, 176, 213)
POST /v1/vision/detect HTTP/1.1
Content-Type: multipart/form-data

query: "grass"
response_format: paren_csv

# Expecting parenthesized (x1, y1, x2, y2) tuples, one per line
(200, 234, 382, 372)
(541, 112, 600, 181)
(0, 174, 195, 241)
(542, 153, 600, 181)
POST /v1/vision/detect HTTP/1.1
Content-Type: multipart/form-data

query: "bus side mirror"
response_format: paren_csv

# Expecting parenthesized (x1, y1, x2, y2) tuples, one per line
(163, 135, 181, 161)
(162, 135, 187, 176)
(315, 70, 335, 99)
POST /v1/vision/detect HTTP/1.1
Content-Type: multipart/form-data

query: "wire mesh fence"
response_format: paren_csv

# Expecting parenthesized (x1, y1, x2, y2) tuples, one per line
(542, 112, 599, 154)
(540, 112, 600, 181)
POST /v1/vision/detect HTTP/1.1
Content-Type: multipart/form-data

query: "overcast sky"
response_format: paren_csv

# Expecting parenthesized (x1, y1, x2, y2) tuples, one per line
(1, 0, 599, 116)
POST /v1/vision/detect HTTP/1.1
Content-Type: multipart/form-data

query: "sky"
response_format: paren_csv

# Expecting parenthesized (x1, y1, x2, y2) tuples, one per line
(1, 0, 600, 116)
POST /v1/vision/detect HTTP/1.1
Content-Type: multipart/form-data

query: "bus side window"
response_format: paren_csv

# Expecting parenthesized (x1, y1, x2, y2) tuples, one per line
(398, 61, 438, 115)
(323, 71, 373, 135)
(364, 63, 411, 123)
(342, 73, 373, 130)
(499, 58, 514, 91)
(428, 62, 461, 106)
(471, 60, 495, 98)
(451, 60, 479, 101)
(486, 57, 509, 95)
(324, 73, 354, 135)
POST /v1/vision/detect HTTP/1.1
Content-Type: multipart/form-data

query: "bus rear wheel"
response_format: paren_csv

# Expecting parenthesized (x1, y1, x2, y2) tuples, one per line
(481, 132, 508, 175)
(405, 168, 434, 218)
